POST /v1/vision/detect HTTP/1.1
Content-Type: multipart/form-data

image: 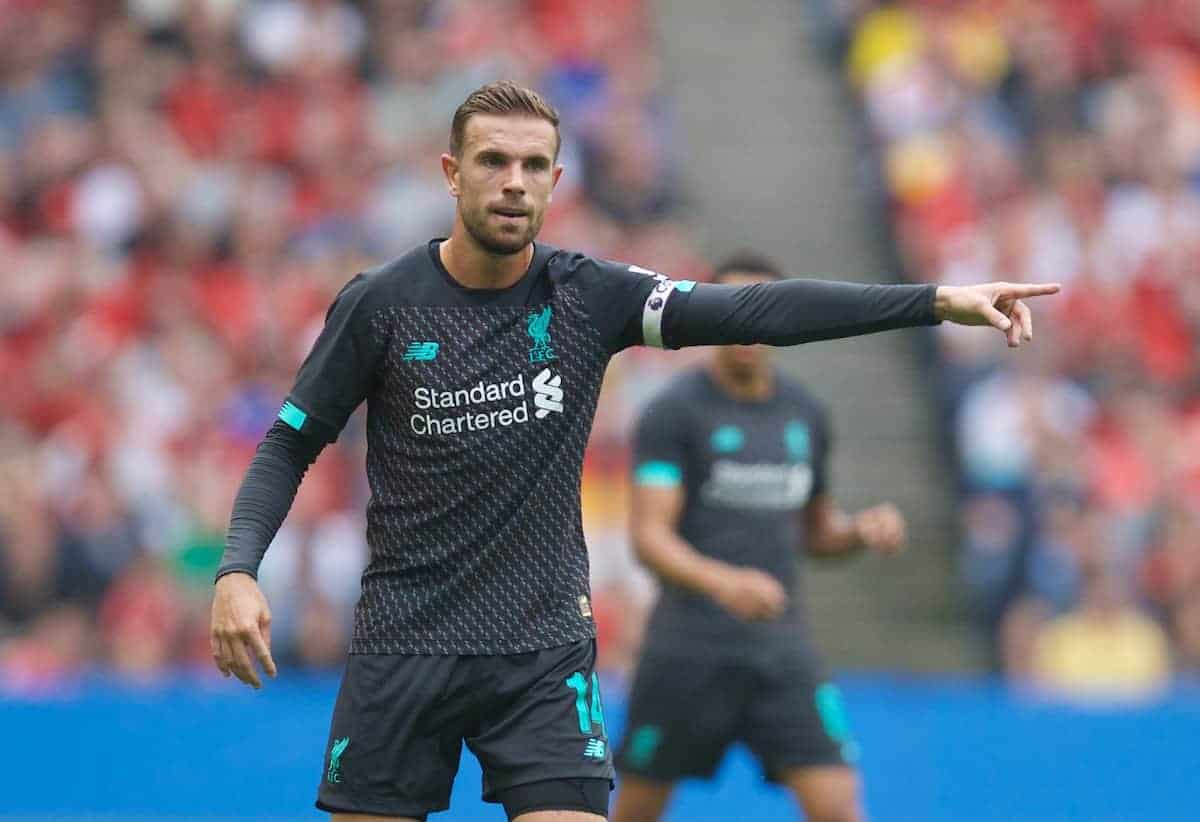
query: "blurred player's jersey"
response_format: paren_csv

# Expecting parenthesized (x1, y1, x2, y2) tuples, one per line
(280, 241, 665, 655)
(633, 369, 831, 660)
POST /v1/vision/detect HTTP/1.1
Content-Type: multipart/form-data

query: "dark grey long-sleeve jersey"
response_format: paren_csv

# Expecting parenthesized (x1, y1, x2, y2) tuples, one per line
(217, 240, 936, 655)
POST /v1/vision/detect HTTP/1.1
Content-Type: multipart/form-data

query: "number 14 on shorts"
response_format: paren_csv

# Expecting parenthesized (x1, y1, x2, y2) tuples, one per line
(565, 671, 607, 759)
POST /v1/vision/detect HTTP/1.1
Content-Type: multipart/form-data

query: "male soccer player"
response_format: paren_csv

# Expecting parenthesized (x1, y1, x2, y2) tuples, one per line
(209, 81, 1057, 822)
(613, 253, 902, 822)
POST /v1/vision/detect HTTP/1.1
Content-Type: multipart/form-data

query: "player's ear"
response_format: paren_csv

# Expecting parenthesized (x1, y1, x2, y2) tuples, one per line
(441, 153, 461, 197)
(549, 164, 563, 202)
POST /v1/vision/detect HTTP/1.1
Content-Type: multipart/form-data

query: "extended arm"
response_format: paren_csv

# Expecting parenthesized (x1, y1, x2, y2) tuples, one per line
(567, 253, 1057, 354)
(661, 279, 937, 348)
(651, 278, 1059, 350)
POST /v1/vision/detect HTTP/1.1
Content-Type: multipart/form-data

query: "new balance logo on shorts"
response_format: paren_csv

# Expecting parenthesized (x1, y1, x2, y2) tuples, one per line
(583, 738, 606, 760)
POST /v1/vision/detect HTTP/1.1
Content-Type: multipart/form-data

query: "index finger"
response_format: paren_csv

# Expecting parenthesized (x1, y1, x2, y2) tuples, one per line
(1003, 282, 1061, 299)
(229, 638, 262, 689)
(247, 629, 278, 680)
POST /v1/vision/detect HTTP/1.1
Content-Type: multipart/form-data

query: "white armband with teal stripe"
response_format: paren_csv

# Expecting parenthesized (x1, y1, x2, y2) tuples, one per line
(631, 264, 694, 349)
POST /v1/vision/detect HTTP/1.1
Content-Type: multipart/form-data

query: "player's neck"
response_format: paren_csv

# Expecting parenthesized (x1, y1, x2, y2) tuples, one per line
(708, 363, 774, 402)
(439, 226, 533, 290)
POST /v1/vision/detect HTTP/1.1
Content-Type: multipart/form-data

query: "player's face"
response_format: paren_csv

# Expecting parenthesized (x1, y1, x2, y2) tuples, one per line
(714, 271, 775, 376)
(443, 114, 562, 255)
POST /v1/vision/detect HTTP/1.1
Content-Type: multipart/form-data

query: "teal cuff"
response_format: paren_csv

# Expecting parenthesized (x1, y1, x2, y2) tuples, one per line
(634, 461, 683, 486)
(278, 401, 308, 432)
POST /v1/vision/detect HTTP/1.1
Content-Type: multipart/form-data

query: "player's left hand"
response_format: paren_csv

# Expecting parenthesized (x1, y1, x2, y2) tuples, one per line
(852, 503, 906, 555)
(934, 282, 1061, 348)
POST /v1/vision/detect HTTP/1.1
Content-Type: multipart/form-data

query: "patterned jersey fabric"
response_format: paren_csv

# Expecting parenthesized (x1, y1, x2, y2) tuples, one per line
(281, 241, 660, 654)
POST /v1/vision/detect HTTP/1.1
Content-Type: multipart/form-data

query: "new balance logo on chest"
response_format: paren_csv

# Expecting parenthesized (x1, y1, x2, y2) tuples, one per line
(403, 341, 439, 361)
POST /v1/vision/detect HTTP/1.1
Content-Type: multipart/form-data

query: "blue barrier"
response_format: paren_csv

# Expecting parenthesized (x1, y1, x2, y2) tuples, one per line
(3, 674, 1198, 821)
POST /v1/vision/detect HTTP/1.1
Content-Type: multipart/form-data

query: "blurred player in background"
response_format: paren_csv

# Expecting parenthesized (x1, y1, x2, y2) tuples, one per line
(613, 253, 905, 822)
(209, 80, 1057, 822)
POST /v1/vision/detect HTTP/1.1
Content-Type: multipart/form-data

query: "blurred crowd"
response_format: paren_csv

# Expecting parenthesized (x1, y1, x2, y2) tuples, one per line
(0, 0, 705, 691)
(10, 0, 1196, 702)
(833, 0, 1200, 697)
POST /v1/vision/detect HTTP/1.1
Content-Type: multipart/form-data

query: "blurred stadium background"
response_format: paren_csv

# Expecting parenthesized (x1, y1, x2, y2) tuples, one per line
(2, 0, 1199, 819)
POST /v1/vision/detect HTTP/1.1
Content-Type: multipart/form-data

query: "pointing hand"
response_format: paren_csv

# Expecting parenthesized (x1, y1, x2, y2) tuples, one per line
(933, 282, 1061, 348)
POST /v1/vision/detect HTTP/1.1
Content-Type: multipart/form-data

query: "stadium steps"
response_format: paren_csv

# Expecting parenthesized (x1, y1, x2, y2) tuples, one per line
(651, 0, 979, 671)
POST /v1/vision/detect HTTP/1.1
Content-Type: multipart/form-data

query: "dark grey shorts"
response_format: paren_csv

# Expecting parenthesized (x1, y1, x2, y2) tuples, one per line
(615, 650, 858, 782)
(316, 639, 613, 819)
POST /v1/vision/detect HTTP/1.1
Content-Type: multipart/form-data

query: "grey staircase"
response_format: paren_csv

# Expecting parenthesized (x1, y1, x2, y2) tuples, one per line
(651, 0, 978, 671)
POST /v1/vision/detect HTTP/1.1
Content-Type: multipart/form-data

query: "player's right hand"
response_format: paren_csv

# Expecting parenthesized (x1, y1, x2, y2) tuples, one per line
(211, 571, 277, 689)
(711, 567, 788, 622)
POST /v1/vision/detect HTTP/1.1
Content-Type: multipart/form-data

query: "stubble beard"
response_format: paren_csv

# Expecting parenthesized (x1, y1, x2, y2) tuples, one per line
(462, 205, 543, 256)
